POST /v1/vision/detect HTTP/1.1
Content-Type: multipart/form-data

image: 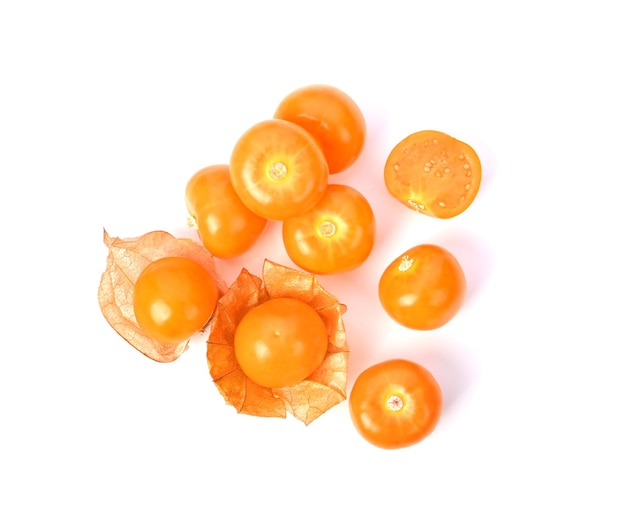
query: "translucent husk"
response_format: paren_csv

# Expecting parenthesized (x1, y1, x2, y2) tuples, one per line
(206, 260, 349, 425)
(98, 229, 225, 362)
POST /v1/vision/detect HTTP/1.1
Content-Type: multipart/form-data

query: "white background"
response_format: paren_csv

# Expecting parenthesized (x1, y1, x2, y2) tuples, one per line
(2, 1, 625, 522)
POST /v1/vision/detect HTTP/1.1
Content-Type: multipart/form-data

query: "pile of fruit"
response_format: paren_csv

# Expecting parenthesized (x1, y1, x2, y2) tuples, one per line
(98, 84, 482, 449)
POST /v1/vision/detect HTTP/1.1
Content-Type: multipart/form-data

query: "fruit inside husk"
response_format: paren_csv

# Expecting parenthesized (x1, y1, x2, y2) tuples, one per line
(206, 259, 349, 425)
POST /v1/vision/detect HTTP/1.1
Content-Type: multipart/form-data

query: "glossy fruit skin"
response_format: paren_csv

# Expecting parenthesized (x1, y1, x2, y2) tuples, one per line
(133, 257, 219, 345)
(379, 244, 466, 330)
(234, 298, 328, 388)
(349, 359, 443, 450)
(185, 164, 267, 259)
(282, 184, 375, 275)
(384, 130, 481, 219)
(274, 84, 366, 174)
(229, 119, 329, 221)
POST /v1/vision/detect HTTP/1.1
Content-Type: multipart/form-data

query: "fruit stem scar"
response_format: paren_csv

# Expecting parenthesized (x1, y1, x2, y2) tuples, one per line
(268, 162, 287, 180)
(398, 255, 413, 272)
(319, 220, 336, 237)
(386, 395, 403, 411)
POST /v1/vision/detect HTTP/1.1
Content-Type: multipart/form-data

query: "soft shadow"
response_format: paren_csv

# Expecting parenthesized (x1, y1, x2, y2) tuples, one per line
(394, 339, 478, 416)
(437, 229, 495, 306)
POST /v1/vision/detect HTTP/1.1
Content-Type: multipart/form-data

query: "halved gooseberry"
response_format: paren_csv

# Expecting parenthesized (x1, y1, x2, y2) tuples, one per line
(384, 130, 481, 219)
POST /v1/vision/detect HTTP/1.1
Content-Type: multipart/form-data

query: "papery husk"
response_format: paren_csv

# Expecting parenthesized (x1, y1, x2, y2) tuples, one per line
(98, 229, 226, 363)
(206, 260, 349, 425)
